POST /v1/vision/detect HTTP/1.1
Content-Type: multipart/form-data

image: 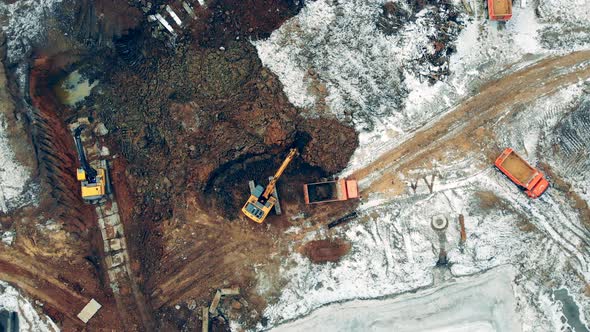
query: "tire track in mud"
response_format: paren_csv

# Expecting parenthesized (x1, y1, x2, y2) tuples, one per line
(354, 50, 590, 194)
(519, 196, 590, 277)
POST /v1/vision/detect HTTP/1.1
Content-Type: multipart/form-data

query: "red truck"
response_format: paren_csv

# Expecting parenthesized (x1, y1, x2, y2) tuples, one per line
(488, 0, 512, 21)
(495, 148, 549, 198)
(303, 179, 359, 204)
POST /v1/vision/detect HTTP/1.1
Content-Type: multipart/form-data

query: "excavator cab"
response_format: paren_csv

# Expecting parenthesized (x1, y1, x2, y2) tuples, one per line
(241, 149, 297, 223)
(242, 185, 277, 223)
(73, 126, 108, 202)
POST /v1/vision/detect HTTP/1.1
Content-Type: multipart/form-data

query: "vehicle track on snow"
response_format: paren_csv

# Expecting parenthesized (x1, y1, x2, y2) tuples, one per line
(354, 50, 590, 194)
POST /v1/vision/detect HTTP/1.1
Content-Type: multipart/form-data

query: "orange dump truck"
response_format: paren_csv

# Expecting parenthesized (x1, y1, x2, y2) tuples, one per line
(488, 0, 512, 21)
(304, 179, 359, 204)
(495, 148, 549, 198)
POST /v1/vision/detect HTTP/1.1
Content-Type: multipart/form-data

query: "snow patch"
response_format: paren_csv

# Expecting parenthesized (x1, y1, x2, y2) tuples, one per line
(0, 0, 64, 64)
(0, 281, 59, 331)
(0, 114, 33, 213)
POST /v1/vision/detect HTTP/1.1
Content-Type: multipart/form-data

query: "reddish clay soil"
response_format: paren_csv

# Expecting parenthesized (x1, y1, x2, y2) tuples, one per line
(300, 239, 352, 264)
(0, 57, 125, 331)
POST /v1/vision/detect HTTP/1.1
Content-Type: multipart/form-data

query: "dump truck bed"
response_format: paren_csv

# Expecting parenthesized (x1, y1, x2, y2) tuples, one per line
(495, 148, 549, 198)
(500, 152, 536, 185)
(306, 181, 339, 203)
(491, 0, 511, 15)
(304, 179, 359, 204)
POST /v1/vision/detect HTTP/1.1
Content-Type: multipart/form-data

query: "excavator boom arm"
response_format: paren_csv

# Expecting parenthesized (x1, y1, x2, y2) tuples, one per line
(74, 126, 98, 182)
(262, 148, 297, 199)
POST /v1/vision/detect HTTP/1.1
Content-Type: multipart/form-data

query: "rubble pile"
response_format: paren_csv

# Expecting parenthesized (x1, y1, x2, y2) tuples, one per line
(378, 0, 464, 84)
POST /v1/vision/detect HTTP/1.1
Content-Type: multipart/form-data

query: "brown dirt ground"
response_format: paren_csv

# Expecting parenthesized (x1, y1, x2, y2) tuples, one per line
(0, 56, 125, 331)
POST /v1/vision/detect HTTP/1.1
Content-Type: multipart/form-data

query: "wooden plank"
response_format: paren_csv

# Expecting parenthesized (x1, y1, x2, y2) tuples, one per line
(220, 287, 240, 296)
(201, 307, 209, 332)
(209, 290, 222, 314)
(77, 299, 102, 323)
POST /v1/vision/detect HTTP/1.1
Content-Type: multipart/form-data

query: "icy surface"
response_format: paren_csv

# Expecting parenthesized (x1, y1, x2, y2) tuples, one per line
(0, 281, 59, 332)
(273, 265, 520, 332)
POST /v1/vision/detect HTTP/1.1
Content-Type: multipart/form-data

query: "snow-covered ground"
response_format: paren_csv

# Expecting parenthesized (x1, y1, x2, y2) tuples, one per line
(0, 114, 32, 213)
(0, 0, 64, 65)
(0, 281, 59, 332)
(272, 265, 520, 332)
(258, 84, 590, 331)
(255, 0, 590, 331)
(0, 0, 61, 214)
(254, 0, 590, 175)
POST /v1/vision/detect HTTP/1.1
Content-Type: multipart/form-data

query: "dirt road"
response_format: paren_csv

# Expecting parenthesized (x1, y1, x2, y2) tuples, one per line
(353, 50, 590, 195)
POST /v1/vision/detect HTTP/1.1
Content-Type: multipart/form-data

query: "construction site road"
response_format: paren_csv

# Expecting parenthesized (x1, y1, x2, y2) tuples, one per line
(352, 50, 590, 196)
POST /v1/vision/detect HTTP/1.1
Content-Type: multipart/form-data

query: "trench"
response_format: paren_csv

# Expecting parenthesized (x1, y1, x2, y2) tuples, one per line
(203, 133, 330, 221)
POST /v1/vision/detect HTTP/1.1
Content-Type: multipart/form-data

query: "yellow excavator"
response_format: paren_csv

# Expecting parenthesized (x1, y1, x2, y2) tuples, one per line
(73, 126, 108, 202)
(242, 148, 298, 223)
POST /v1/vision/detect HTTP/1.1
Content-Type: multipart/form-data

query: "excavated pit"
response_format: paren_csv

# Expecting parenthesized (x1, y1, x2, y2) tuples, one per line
(203, 149, 329, 221)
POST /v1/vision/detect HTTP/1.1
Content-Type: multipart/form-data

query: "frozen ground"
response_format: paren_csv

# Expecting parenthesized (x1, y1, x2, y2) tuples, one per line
(0, 0, 60, 214)
(255, 0, 590, 331)
(0, 114, 32, 213)
(0, 0, 64, 65)
(258, 85, 590, 331)
(272, 265, 520, 332)
(0, 281, 59, 332)
(254, 0, 590, 174)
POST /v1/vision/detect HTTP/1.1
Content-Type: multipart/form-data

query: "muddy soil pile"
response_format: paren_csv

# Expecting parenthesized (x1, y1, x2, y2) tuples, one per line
(301, 239, 352, 263)
(196, 0, 305, 45)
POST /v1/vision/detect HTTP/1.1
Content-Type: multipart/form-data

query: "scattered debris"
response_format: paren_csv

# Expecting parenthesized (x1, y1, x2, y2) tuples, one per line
(461, 0, 474, 16)
(202, 287, 241, 331)
(327, 212, 358, 229)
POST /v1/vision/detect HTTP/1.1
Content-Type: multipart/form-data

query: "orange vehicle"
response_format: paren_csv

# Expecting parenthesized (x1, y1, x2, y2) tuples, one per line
(495, 148, 549, 198)
(303, 179, 359, 204)
(488, 0, 512, 21)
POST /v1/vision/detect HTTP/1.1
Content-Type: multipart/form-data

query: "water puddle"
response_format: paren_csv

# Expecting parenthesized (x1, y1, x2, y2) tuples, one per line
(553, 288, 589, 332)
(54, 70, 98, 106)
